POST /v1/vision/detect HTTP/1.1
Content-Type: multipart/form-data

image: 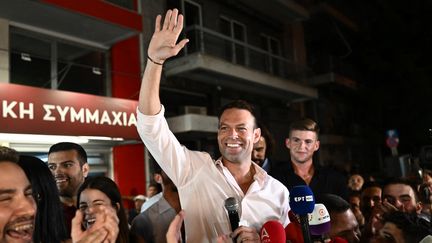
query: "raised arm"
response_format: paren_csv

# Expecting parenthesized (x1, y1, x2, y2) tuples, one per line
(138, 9, 189, 115)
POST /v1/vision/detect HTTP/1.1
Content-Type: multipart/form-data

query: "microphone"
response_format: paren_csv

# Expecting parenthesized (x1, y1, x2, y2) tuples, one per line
(309, 203, 331, 241)
(289, 185, 315, 243)
(225, 197, 240, 243)
(260, 220, 286, 243)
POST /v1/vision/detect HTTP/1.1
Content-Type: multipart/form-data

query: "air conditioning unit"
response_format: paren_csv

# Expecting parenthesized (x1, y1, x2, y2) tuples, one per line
(180, 106, 207, 115)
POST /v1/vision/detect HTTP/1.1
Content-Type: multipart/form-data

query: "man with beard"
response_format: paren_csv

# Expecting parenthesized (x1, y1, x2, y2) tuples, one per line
(136, 9, 289, 242)
(273, 118, 348, 200)
(0, 147, 36, 243)
(252, 123, 275, 173)
(48, 142, 89, 237)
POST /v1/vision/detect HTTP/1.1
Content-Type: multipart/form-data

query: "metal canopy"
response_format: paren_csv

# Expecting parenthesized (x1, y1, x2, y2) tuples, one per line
(0, 0, 139, 49)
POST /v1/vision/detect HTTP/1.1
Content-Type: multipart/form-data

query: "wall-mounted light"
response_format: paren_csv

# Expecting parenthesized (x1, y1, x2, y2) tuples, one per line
(92, 67, 102, 75)
(0, 133, 89, 144)
(21, 53, 32, 62)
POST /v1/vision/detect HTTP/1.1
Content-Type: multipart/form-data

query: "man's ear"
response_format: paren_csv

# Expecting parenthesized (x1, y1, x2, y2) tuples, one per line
(154, 173, 163, 184)
(82, 163, 90, 178)
(314, 140, 320, 151)
(416, 201, 423, 214)
(253, 128, 261, 143)
(285, 138, 291, 149)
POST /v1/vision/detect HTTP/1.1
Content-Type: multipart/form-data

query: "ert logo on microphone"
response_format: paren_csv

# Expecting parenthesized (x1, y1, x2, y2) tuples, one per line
(294, 195, 313, 202)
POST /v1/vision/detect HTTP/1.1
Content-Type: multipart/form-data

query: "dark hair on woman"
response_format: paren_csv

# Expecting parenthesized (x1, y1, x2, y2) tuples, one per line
(77, 176, 129, 243)
(18, 155, 68, 243)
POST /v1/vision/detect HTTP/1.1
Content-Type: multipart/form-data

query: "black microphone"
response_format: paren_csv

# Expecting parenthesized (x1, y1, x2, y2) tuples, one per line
(225, 197, 240, 243)
(289, 185, 315, 243)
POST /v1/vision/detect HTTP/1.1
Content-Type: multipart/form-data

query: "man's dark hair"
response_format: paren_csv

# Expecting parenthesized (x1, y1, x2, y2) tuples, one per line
(361, 181, 382, 192)
(217, 100, 258, 128)
(48, 142, 87, 166)
(257, 121, 275, 158)
(317, 193, 350, 214)
(288, 118, 320, 139)
(382, 177, 419, 202)
(383, 211, 432, 242)
(418, 183, 431, 204)
(0, 146, 19, 163)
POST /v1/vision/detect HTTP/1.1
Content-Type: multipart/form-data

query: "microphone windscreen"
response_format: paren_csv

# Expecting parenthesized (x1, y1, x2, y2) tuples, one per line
(309, 203, 331, 236)
(289, 185, 315, 215)
(260, 220, 286, 243)
(224, 197, 239, 212)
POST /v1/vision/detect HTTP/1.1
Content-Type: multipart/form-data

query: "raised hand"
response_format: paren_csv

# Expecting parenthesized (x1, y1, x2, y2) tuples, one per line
(148, 9, 189, 65)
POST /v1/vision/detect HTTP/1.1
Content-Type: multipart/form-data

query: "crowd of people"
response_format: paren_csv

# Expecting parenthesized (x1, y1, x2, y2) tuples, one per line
(1, 8, 432, 243)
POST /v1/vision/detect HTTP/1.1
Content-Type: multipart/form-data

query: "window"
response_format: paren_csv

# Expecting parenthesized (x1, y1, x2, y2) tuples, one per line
(260, 34, 282, 75)
(182, 0, 202, 54)
(10, 28, 108, 96)
(219, 16, 247, 65)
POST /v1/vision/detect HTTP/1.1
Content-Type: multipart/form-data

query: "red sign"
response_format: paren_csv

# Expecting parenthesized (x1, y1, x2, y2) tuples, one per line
(0, 83, 139, 139)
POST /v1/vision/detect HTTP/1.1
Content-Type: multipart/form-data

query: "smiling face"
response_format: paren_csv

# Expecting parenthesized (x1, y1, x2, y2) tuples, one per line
(0, 162, 36, 243)
(217, 108, 260, 165)
(78, 188, 117, 230)
(285, 130, 320, 165)
(48, 150, 89, 198)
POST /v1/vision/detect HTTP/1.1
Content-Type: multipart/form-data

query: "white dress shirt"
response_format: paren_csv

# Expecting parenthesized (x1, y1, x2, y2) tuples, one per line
(137, 106, 290, 242)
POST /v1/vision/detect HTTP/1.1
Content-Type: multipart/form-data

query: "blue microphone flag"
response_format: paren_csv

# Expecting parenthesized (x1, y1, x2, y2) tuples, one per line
(289, 185, 315, 215)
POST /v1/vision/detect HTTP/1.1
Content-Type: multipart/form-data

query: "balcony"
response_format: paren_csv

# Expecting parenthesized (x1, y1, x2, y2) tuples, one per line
(165, 25, 317, 102)
(308, 55, 359, 90)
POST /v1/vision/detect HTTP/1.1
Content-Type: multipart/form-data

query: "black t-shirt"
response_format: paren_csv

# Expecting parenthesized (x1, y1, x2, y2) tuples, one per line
(63, 204, 77, 238)
(272, 162, 349, 200)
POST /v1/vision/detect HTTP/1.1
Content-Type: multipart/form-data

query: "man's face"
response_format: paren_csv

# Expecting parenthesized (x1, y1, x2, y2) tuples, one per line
(361, 186, 382, 217)
(285, 130, 319, 164)
(348, 174, 364, 191)
(134, 199, 145, 212)
(48, 150, 89, 198)
(218, 108, 260, 164)
(329, 209, 361, 243)
(382, 184, 418, 213)
(423, 174, 432, 186)
(252, 136, 267, 166)
(0, 162, 36, 243)
(146, 186, 158, 198)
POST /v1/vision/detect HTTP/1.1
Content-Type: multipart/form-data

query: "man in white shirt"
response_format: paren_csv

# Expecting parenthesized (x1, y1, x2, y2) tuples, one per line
(137, 9, 289, 242)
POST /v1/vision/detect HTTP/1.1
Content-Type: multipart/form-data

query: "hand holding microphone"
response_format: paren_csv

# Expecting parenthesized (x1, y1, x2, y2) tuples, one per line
(224, 197, 260, 243)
